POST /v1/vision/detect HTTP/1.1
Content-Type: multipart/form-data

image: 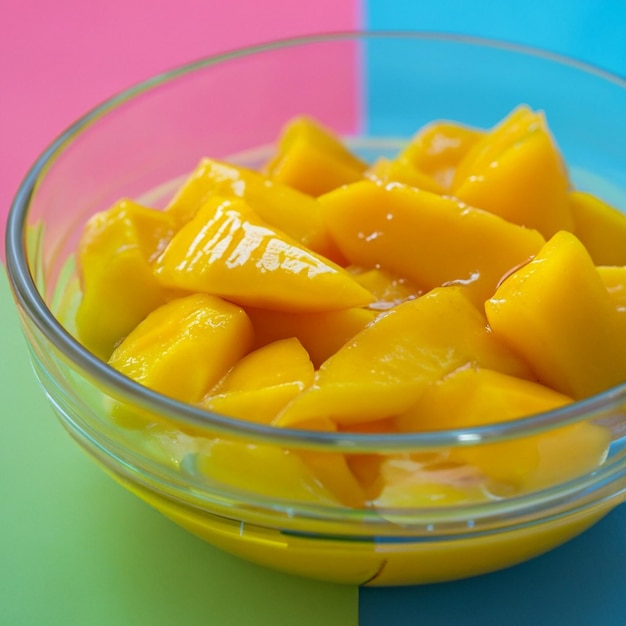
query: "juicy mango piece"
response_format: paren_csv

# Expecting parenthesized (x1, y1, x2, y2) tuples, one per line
(486, 231, 626, 399)
(399, 121, 484, 190)
(452, 107, 573, 238)
(598, 266, 626, 309)
(365, 157, 445, 194)
(374, 459, 489, 508)
(192, 439, 339, 504)
(319, 180, 545, 305)
(350, 267, 422, 311)
(164, 158, 341, 261)
(212, 338, 314, 393)
(395, 367, 609, 491)
(245, 307, 377, 368)
(154, 196, 373, 312)
(202, 383, 306, 426)
(266, 117, 366, 196)
(452, 106, 539, 185)
(201, 339, 315, 425)
(395, 367, 572, 432)
(276, 286, 533, 427)
(569, 190, 626, 266)
(297, 449, 368, 508)
(109, 293, 254, 403)
(267, 141, 364, 196)
(75, 199, 174, 359)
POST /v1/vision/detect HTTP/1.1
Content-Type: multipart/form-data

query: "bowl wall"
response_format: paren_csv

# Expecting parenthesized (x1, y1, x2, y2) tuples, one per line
(7, 33, 626, 585)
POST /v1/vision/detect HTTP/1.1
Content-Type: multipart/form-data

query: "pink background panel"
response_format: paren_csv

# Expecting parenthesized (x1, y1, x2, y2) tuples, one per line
(0, 0, 361, 258)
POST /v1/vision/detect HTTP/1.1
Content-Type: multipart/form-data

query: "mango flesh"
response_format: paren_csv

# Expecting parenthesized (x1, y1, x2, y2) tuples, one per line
(109, 293, 254, 404)
(71, 107, 623, 515)
(400, 120, 484, 190)
(319, 180, 545, 305)
(154, 196, 373, 312)
(569, 190, 626, 266)
(192, 439, 339, 505)
(275, 286, 533, 427)
(265, 116, 367, 196)
(452, 106, 574, 238)
(385, 367, 609, 497)
(365, 157, 446, 194)
(75, 199, 174, 359)
(164, 158, 341, 261)
(486, 231, 626, 399)
(245, 306, 377, 369)
(201, 339, 315, 425)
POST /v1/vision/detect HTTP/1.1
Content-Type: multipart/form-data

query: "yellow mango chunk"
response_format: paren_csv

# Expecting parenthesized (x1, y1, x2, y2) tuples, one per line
(75, 199, 175, 359)
(399, 121, 484, 190)
(109, 293, 254, 403)
(202, 383, 306, 425)
(365, 157, 445, 194)
(452, 107, 573, 238)
(569, 190, 626, 265)
(270, 413, 368, 508)
(164, 158, 341, 261)
(453, 106, 539, 185)
(269, 116, 366, 171)
(193, 439, 339, 504)
(154, 196, 373, 312)
(267, 140, 365, 196)
(319, 180, 545, 305)
(276, 286, 533, 427)
(212, 338, 314, 393)
(265, 118, 366, 197)
(346, 453, 385, 498)
(297, 449, 367, 508)
(598, 266, 626, 309)
(395, 367, 571, 431)
(349, 267, 422, 311)
(374, 458, 489, 508)
(486, 231, 626, 398)
(200, 338, 315, 425)
(395, 367, 608, 491)
(245, 307, 377, 368)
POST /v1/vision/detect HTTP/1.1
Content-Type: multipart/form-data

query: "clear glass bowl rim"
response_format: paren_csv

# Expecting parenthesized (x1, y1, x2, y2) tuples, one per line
(6, 30, 626, 454)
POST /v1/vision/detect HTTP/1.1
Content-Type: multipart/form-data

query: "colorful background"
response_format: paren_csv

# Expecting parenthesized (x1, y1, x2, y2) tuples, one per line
(2, 1, 626, 624)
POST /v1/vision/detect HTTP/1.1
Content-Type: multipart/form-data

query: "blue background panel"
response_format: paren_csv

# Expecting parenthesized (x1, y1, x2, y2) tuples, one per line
(361, 2, 626, 624)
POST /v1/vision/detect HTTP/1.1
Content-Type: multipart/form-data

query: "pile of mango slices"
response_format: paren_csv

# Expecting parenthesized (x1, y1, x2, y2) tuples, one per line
(74, 106, 626, 507)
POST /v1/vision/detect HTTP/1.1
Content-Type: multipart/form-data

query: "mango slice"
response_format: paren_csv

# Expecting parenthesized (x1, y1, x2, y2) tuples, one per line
(452, 106, 573, 238)
(365, 157, 445, 194)
(75, 199, 175, 359)
(154, 196, 373, 312)
(349, 267, 422, 311)
(399, 121, 484, 190)
(486, 231, 626, 399)
(374, 460, 489, 508)
(598, 266, 626, 309)
(201, 339, 315, 425)
(319, 180, 545, 305)
(202, 383, 306, 426)
(452, 106, 539, 186)
(276, 286, 533, 427)
(297, 449, 368, 508)
(109, 293, 254, 403)
(394, 367, 609, 491)
(245, 306, 377, 369)
(266, 117, 367, 196)
(192, 439, 339, 504)
(164, 158, 341, 261)
(569, 190, 626, 266)
(212, 337, 314, 393)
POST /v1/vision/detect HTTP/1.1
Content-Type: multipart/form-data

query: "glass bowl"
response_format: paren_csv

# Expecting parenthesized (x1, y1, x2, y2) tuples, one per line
(6, 32, 626, 586)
